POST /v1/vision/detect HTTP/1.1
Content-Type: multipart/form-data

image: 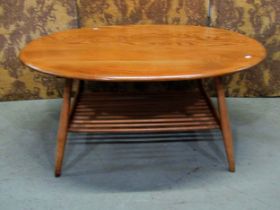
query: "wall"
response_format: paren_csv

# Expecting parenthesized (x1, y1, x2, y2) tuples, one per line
(0, 0, 279, 100)
(0, 0, 77, 100)
(212, 0, 280, 96)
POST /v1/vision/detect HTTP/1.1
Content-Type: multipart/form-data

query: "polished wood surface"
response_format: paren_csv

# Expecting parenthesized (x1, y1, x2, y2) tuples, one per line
(215, 77, 235, 172)
(20, 25, 266, 81)
(55, 79, 72, 177)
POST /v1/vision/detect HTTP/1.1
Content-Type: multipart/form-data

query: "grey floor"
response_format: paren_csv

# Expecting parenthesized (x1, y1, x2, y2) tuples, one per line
(0, 98, 280, 210)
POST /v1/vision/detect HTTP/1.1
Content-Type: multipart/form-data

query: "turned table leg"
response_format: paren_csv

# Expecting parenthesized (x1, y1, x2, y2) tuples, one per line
(55, 79, 73, 177)
(215, 77, 235, 172)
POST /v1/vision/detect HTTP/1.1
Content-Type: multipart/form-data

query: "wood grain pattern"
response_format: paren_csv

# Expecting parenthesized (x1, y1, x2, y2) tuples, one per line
(20, 25, 266, 81)
(76, 0, 209, 93)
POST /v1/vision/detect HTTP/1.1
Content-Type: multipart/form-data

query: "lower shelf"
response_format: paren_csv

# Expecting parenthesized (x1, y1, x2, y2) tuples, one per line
(68, 91, 220, 133)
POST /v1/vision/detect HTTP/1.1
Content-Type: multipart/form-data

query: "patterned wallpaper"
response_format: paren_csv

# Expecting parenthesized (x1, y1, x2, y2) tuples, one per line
(0, 0, 279, 100)
(0, 0, 78, 101)
(77, 0, 208, 26)
(212, 0, 280, 96)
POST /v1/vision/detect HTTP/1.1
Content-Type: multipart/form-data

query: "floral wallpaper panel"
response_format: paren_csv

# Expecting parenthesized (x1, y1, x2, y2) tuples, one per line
(211, 0, 280, 96)
(0, 0, 78, 101)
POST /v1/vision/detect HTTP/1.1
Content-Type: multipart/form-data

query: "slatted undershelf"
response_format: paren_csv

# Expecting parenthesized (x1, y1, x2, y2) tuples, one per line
(68, 90, 220, 133)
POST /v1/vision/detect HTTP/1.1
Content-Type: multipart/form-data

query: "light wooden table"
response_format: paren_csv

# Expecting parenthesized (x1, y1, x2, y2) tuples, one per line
(20, 25, 266, 177)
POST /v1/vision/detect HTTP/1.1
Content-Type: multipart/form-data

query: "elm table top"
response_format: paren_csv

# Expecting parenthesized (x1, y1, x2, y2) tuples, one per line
(20, 25, 266, 81)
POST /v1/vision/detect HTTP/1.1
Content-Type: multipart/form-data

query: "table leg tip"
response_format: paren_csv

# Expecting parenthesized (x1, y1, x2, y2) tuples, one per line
(229, 164, 235, 172)
(55, 171, 61, 177)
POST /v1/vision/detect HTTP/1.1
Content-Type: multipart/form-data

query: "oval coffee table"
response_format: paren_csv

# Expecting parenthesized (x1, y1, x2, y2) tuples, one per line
(20, 25, 266, 177)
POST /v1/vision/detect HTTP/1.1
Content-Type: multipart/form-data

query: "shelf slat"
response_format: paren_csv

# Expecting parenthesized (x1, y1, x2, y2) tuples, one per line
(68, 91, 220, 133)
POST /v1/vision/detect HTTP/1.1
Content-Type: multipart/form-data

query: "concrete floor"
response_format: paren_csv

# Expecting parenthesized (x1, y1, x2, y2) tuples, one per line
(0, 98, 280, 210)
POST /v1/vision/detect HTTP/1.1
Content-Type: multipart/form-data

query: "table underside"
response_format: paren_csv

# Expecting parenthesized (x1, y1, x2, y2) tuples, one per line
(54, 78, 235, 177)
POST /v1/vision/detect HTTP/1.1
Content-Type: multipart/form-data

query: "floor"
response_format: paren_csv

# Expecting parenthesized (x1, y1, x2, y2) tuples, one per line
(0, 98, 279, 210)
